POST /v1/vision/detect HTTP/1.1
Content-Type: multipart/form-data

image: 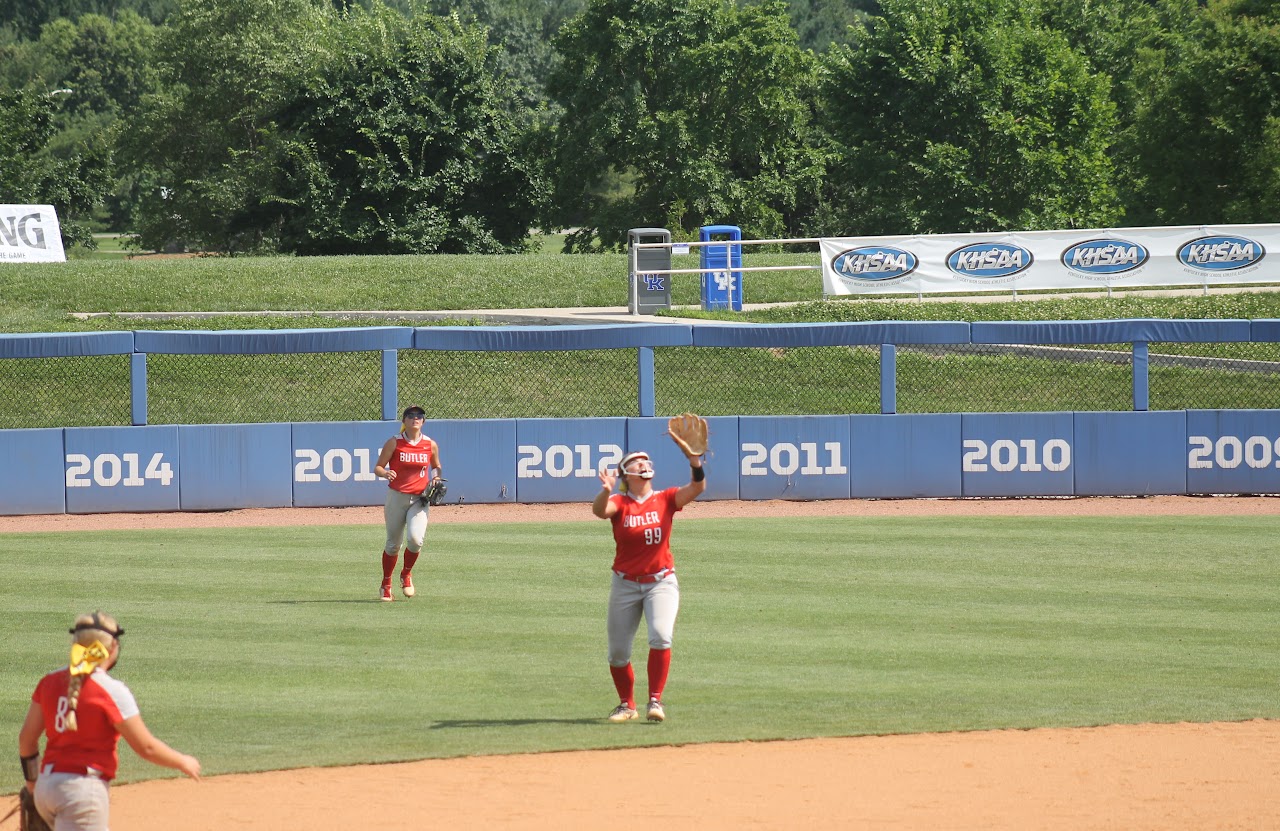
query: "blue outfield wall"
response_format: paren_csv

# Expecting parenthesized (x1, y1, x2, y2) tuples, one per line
(5, 410, 1280, 515)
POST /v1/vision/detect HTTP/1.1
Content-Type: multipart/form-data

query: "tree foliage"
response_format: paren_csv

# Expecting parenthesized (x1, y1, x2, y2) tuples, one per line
(0, 0, 178, 38)
(1126, 0, 1280, 225)
(123, 0, 541, 254)
(0, 88, 112, 247)
(546, 0, 825, 249)
(819, 0, 1120, 236)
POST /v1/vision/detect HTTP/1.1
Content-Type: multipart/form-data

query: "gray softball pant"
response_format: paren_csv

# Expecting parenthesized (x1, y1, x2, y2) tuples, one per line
(35, 770, 111, 831)
(606, 572, 680, 666)
(383, 489, 430, 555)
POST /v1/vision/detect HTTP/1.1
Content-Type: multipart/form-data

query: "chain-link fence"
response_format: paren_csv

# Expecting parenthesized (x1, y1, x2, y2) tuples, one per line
(655, 345, 881, 415)
(0, 355, 131, 428)
(399, 349, 637, 419)
(146, 352, 384, 425)
(1148, 342, 1280, 410)
(896, 344, 1134, 413)
(3, 337, 1280, 428)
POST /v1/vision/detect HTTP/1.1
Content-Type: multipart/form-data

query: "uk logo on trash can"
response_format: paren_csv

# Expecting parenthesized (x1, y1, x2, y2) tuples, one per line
(643, 274, 666, 291)
(713, 271, 736, 292)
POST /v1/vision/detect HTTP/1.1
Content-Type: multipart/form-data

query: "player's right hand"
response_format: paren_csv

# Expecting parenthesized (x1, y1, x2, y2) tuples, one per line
(598, 466, 616, 491)
(178, 754, 202, 781)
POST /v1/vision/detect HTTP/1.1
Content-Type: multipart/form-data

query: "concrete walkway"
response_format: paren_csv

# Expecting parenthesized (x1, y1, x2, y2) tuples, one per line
(71, 284, 1278, 325)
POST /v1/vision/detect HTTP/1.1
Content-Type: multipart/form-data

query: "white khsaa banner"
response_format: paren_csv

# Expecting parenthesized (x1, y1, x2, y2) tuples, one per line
(0, 205, 66, 263)
(820, 224, 1279, 296)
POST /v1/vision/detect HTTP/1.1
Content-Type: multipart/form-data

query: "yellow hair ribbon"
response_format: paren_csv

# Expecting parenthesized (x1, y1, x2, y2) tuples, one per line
(69, 640, 110, 676)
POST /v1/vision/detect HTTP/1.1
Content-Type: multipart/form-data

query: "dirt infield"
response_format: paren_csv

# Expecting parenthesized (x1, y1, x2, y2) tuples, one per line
(3, 495, 1279, 830)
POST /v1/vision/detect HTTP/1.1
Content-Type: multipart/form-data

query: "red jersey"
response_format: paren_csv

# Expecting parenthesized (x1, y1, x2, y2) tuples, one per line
(32, 668, 139, 780)
(608, 487, 682, 576)
(387, 433, 434, 495)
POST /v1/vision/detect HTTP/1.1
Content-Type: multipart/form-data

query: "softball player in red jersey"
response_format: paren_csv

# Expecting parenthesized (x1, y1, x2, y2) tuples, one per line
(373, 405, 443, 602)
(592, 443, 706, 722)
(18, 611, 200, 831)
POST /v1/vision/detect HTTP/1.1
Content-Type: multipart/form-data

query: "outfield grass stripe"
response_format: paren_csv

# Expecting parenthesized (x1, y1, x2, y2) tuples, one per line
(3, 515, 1278, 792)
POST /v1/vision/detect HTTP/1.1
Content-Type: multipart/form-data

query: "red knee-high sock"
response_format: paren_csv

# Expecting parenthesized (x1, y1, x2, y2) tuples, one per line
(381, 551, 398, 582)
(647, 648, 671, 702)
(609, 663, 635, 708)
(401, 549, 420, 576)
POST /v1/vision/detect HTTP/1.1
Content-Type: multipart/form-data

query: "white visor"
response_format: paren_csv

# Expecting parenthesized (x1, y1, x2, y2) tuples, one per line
(619, 451, 654, 479)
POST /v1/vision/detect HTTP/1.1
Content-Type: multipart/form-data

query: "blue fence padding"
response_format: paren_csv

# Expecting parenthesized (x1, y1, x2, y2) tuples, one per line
(690, 321, 971, 347)
(178, 423, 294, 510)
(971, 319, 1252, 344)
(291, 419, 518, 507)
(0, 428, 66, 515)
(1072, 411, 1188, 495)
(624, 416, 740, 500)
(413, 324, 694, 352)
(63, 426, 181, 513)
(291, 421, 397, 507)
(850, 414, 961, 497)
(1184, 410, 1280, 495)
(418, 418, 518, 504)
(0, 331, 133, 358)
(13, 409, 1280, 516)
(134, 327, 414, 355)
(737, 415, 852, 500)
(1250, 320, 1280, 341)
(514, 418, 629, 503)
(961, 412, 1076, 497)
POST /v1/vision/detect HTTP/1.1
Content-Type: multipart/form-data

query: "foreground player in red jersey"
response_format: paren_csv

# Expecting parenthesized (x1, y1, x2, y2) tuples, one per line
(17, 611, 201, 831)
(374, 405, 443, 601)
(591, 420, 707, 723)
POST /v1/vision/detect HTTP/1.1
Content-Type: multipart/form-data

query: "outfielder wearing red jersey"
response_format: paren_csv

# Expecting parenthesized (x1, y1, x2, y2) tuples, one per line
(592, 439, 706, 723)
(374, 405, 443, 601)
(18, 612, 200, 831)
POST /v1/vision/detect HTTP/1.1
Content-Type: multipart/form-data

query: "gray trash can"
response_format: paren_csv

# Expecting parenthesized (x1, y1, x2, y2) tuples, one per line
(627, 227, 672, 314)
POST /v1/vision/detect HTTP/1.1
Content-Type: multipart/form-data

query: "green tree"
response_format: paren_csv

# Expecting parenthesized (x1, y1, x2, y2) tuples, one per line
(1126, 0, 1280, 225)
(124, 0, 542, 254)
(0, 0, 179, 38)
(0, 87, 112, 248)
(819, 0, 1119, 235)
(546, 0, 826, 250)
(425, 0, 584, 110)
(785, 0, 872, 53)
(119, 0, 315, 252)
(270, 3, 543, 253)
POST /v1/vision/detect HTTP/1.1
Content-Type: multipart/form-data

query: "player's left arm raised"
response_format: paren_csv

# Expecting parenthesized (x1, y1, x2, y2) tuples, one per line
(669, 413, 708, 509)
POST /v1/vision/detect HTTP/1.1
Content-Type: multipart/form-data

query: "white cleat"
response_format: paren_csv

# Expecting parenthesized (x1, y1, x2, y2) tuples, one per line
(608, 703, 639, 722)
(646, 699, 666, 722)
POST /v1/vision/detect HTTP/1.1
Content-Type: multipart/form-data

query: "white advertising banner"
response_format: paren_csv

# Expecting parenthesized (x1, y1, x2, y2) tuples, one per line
(820, 224, 1278, 296)
(0, 205, 66, 263)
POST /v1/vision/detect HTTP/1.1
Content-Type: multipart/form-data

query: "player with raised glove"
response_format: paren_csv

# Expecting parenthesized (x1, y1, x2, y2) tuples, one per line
(591, 413, 708, 724)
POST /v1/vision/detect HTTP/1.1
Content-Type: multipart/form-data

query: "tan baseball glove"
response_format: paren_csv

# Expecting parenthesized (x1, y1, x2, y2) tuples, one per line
(667, 413, 708, 459)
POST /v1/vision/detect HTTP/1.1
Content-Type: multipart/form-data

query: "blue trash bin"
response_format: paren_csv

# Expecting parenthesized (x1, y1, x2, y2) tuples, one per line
(699, 225, 743, 311)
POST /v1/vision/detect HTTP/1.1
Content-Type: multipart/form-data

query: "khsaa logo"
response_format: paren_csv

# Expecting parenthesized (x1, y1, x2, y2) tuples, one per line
(1060, 238, 1148, 279)
(1178, 235, 1265, 272)
(946, 242, 1033, 283)
(831, 246, 918, 283)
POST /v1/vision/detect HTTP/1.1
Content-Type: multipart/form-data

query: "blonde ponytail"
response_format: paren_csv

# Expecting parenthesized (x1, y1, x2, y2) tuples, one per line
(65, 611, 122, 732)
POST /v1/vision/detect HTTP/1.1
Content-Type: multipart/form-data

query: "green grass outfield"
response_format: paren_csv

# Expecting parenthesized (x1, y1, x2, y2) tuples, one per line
(3, 513, 1279, 794)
